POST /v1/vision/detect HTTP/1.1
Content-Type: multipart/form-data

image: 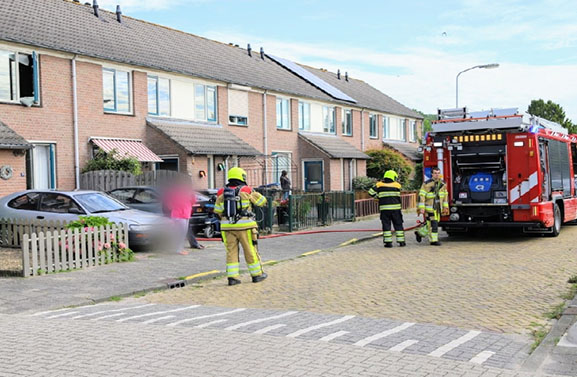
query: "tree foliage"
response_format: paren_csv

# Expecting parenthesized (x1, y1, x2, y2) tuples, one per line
(527, 99, 575, 133)
(366, 148, 413, 187)
(83, 149, 142, 175)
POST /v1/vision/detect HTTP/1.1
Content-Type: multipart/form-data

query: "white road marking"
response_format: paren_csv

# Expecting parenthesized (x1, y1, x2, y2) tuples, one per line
(116, 305, 199, 322)
(354, 322, 415, 347)
(470, 350, 495, 364)
(142, 315, 174, 325)
(166, 308, 246, 327)
(286, 315, 355, 338)
(319, 331, 349, 342)
(429, 330, 481, 357)
(224, 311, 297, 331)
(253, 324, 286, 335)
(92, 312, 127, 321)
(31, 303, 108, 317)
(46, 311, 80, 319)
(72, 304, 156, 319)
(194, 319, 229, 329)
(389, 339, 419, 352)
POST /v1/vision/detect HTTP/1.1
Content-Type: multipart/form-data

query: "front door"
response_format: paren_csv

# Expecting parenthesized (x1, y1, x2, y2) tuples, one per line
(27, 144, 56, 189)
(304, 160, 323, 192)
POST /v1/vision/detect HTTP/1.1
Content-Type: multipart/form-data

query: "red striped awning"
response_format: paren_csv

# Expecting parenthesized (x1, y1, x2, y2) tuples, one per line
(91, 138, 163, 162)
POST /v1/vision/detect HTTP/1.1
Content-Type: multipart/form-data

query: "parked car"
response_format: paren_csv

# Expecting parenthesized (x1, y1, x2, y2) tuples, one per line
(0, 190, 172, 247)
(107, 186, 220, 238)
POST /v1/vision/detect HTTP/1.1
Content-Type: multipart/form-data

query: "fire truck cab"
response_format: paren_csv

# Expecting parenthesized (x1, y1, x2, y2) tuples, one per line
(421, 107, 577, 236)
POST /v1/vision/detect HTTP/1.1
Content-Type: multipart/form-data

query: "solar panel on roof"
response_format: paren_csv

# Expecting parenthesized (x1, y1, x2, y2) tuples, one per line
(267, 54, 357, 103)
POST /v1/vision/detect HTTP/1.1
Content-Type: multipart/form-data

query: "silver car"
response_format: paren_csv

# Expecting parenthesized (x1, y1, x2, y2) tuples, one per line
(0, 190, 171, 247)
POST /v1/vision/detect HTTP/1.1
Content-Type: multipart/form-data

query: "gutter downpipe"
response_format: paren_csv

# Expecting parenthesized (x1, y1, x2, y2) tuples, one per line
(72, 56, 80, 189)
(263, 90, 268, 185)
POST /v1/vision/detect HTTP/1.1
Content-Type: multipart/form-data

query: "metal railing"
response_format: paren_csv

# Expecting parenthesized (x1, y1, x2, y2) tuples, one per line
(354, 192, 418, 218)
(286, 191, 355, 232)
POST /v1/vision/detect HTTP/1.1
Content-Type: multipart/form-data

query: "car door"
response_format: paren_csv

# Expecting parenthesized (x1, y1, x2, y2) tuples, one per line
(132, 188, 162, 214)
(37, 193, 85, 221)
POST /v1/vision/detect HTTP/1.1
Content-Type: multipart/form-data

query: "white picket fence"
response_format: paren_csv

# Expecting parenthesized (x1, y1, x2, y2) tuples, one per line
(0, 218, 68, 248)
(21, 223, 130, 277)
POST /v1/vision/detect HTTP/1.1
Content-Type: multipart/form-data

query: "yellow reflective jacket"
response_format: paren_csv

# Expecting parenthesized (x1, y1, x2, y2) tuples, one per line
(418, 179, 449, 213)
(214, 185, 267, 230)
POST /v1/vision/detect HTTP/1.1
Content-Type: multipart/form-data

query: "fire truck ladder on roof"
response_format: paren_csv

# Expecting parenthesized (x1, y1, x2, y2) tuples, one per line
(433, 107, 567, 135)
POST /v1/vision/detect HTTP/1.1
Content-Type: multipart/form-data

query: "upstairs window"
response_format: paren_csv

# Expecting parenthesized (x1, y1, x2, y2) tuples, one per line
(409, 120, 417, 142)
(194, 84, 217, 122)
(383, 116, 390, 139)
(147, 76, 171, 116)
(398, 118, 406, 141)
(0, 50, 39, 104)
(228, 89, 249, 126)
(322, 106, 335, 134)
(276, 97, 291, 130)
(369, 114, 377, 138)
(298, 101, 311, 131)
(103, 68, 132, 113)
(342, 109, 352, 136)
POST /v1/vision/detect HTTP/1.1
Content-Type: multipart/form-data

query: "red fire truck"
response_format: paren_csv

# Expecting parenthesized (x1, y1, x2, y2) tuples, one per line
(421, 107, 577, 236)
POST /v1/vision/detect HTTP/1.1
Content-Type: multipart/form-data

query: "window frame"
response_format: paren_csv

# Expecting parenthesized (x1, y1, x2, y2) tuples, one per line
(409, 120, 417, 142)
(194, 84, 217, 123)
(342, 108, 353, 136)
(102, 67, 133, 114)
(382, 116, 390, 140)
(147, 75, 171, 117)
(0, 49, 40, 105)
(322, 105, 336, 134)
(276, 97, 291, 130)
(369, 113, 378, 139)
(298, 101, 311, 131)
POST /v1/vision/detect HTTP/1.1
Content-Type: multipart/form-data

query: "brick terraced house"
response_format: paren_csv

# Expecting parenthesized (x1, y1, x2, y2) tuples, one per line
(0, 0, 423, 197)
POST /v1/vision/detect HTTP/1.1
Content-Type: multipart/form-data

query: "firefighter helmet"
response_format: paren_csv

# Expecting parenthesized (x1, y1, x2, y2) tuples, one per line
(228, 167, 247, 183)
(383, 170, 398, 181)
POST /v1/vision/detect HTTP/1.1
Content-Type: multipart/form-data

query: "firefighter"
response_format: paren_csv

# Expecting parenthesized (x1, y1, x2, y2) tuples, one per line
(214, 167, 268, 286)
(416, 166, 449, 246)
(368, 170, 405, 248)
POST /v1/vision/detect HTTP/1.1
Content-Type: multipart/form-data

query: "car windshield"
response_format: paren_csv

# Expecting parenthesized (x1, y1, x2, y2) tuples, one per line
(75, 193, 127, 213)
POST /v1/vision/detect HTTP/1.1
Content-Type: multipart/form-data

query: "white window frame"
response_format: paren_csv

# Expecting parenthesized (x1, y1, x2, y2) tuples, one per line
(27, 141, 57, 190)
(103, 67, 133, 114)
(382, 116, 390, 140)
(342, 108, 352, 136)
(298, 101, 311, 131)
(409, 120, 417, 142)
(194, 84, 217, 123)
(399, 118, 407, 141)
(369, 113, 378, 139)
(147, 75, 171, 116)
(322, 106, 335, 134)
(0, 49, 40, 105)
(276, 97, 291, 130)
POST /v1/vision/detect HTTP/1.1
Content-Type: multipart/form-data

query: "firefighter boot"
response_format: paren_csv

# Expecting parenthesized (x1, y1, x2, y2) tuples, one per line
(228, 277, 241, 286)
(252, 272, 268, 283)
(430, 241, 442, 246)
(414, 231, 422, 243)
(384, 242, 393, 248)
(398, 242, 406, 247)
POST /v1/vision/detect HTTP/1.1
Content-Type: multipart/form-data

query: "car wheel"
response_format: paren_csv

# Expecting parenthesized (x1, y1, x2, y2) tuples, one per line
(204, 225, 215, 238)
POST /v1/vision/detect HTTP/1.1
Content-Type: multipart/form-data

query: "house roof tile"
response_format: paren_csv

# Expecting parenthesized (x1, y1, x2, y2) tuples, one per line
(298, 133, 369, 159)
(0, 120, 31, 150)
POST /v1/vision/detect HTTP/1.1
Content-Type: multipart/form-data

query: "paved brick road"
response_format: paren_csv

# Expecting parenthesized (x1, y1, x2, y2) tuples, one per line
(146, 227, 577, 335)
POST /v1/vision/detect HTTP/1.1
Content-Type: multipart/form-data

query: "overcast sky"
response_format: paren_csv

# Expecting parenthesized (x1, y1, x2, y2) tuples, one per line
(98, 0, 577, 122)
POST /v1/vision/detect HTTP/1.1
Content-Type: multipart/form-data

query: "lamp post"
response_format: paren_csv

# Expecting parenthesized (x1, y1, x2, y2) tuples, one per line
(455, 63, 499, 108)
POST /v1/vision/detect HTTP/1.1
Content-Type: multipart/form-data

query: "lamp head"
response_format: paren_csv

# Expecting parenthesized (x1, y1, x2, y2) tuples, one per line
(479, 63, 499, 69)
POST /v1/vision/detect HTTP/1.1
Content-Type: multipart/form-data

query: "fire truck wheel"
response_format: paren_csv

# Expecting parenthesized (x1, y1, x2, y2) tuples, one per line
(548, 203, 562, 237)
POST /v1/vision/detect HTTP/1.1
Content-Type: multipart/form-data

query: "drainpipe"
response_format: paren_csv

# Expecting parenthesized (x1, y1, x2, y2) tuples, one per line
(72, 55, 80, 189)
(360, 108, 365, 152)
(263, 90, 268, 185)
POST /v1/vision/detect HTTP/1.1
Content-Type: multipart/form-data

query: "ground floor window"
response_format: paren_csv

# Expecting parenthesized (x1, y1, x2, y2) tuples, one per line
(272, 152, 291, 185)
(26, 143, 56, 189)
(155, 156, 179, 172)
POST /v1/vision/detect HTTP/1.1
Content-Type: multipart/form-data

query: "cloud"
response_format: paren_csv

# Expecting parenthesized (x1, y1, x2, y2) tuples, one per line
(204, 30, 577, 122)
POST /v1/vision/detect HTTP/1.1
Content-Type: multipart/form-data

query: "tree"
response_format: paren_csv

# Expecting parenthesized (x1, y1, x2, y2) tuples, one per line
(527, 99, 575, 133)
(366, 148, 413, 188)
(83, 149, 142, 175)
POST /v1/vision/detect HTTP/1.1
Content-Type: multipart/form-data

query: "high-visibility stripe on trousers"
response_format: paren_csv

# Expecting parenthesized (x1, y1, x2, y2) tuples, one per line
(222, 229, 264, 278)
(383, 231, 393, 243)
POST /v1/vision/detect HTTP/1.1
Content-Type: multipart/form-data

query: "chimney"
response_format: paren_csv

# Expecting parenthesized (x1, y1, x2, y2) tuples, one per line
(116, 5, 122, 23)
(260, 47, 265, 60)
(345, 72, 349, 81)
(337, 69, 341, 80)
(247, 44, 252, 57)
(92, 0, 99, 17)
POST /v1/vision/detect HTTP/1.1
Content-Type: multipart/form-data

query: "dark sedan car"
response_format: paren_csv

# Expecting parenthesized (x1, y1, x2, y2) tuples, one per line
(107, 186, 218, 237)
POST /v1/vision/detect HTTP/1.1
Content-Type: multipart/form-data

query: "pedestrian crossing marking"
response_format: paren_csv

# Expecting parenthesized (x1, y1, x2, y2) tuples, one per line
(92, 312, 127, 321)
(470, 350, 495, 364)
(195, 319, 229, 329)
(429, 330, 481, 357)
(46, 311, 80, 319)
(389, 339, 418, 352)
(116, 305, 199, 322)
(254, 324, 286, 335)
(224, 311, 297, 331)
(142, 315, 174, 325)
(287, 315, 355, 338)
(319, 331, 349, 342)
(166, 308, 246, 327)
(354, 322, 415, 347)
(72, 304, 156, 319)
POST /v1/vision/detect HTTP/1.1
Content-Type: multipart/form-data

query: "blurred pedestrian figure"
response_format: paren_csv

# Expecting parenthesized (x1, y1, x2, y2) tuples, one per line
(215, 167, 268, 286)
(280, 170, 291, 200)
(164, 180, 204, 255)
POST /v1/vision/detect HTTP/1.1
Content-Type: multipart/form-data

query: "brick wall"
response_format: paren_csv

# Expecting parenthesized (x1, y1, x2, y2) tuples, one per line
(0, 151, 27, 197)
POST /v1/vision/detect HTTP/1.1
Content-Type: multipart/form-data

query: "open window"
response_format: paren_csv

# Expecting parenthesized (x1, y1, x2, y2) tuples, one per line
(0, 50, 39, 105)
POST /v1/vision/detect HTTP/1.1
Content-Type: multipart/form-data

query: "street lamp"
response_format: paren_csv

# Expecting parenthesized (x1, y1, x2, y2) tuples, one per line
(455, 64, 499, 108)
